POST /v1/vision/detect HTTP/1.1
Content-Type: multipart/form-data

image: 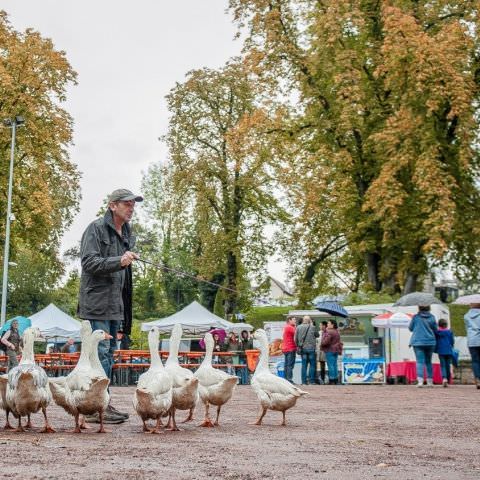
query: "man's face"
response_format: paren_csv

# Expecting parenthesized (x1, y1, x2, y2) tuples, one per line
(110, 200, 135, 223)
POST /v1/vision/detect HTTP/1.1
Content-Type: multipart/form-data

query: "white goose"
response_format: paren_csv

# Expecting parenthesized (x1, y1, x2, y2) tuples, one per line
(0, 327, 54, 432)
(250, 329, 307, 426)
(194, 332, 237, 427)
(49, 325, 111, 433)
(0, 373, 14, 430)
(133, 327, 173, 433)
(48, 321, 92, 429)
(164, 324, 199, 430)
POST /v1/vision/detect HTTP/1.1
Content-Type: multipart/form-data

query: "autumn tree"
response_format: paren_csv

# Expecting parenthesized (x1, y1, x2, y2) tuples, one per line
(161, 61, 281, 315)
(0, 11, 80, 309)
(230, 0, 480, 295)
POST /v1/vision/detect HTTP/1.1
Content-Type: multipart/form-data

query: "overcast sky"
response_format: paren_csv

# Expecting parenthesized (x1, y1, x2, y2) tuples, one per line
(3, 0, 288, 283)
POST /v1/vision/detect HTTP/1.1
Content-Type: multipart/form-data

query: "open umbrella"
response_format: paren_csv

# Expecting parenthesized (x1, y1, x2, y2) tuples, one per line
(198, 328, 227, 350)
(372, 312, 413, 328)
(0, 316, 32, 337)
(315, 301, 349, 318)
(453, 294, 480, 305)
(393, 292, 443, 307)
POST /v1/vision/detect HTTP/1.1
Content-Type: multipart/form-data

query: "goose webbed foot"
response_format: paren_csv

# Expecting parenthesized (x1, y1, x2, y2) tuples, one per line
(199, 418, 215, 428)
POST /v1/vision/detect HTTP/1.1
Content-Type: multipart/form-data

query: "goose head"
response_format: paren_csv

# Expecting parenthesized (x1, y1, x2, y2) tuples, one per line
(80, 320, 93, 341)
(90, 329, 113, 346)
(148, 326, 161, 344)
(22, 326, 44, 344)
(253, 329, 268, 350)
(203, 332, 214, 352)
(171, 323, 182, 340)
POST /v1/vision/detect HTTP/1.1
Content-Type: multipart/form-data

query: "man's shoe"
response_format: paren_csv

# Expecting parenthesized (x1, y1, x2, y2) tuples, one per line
(84, 411, 126, 424)
(107, 404, 129, 419)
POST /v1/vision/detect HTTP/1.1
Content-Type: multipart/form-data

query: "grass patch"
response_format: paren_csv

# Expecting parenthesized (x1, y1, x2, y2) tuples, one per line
(448, 304, 468, 336)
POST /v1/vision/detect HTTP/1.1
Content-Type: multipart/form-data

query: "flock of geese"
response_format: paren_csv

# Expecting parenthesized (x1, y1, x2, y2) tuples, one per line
(0, 322, 308, 434)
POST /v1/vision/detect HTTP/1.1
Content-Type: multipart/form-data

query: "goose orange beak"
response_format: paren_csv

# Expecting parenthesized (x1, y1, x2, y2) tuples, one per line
(104, 333, 113, 340)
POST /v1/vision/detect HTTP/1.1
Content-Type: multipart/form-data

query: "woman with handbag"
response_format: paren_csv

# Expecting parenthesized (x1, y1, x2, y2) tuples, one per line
(321, 319, 342, 385)
(294, 316, 318, 385)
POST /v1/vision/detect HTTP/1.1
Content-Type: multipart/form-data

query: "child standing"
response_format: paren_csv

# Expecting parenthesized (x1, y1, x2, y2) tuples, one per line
(436, 319, 455, 387)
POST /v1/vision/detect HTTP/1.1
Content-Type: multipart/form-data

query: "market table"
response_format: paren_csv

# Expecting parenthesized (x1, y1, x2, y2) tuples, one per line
(386, 361, 448, 384)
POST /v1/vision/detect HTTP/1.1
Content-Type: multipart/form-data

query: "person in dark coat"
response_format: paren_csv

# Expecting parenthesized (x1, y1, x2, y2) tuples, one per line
(78, 188, 142, 424)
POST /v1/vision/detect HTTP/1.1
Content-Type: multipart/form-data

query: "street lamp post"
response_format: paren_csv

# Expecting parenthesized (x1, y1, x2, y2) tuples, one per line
(1, 116, 25, 327)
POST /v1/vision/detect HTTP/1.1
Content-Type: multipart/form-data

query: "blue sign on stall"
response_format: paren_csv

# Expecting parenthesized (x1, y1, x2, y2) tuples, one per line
(342, 358, 386, 384)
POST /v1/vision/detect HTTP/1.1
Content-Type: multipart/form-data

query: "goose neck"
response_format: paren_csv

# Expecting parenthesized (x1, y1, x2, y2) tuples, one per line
(20, 334, 35, 364)
(257, 341, 269, 371)
(149, 336, 163, 367)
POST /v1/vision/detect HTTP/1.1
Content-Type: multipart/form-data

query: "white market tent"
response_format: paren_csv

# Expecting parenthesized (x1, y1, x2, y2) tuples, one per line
(141, 301, 236, 334)
(29, 303, 81, 340)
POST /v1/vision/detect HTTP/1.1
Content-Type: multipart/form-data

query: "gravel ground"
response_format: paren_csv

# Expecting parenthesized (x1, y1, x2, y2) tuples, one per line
(0, 385, 479, 480)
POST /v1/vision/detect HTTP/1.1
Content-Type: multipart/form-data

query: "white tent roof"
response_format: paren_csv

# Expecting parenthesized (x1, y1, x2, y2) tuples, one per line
(141, 301, 234, 334)
(29, 303, 82, 340)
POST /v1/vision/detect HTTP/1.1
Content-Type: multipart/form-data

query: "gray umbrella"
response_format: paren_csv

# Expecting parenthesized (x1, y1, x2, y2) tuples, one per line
(393, 292, 443, 307)
(453, 294, 480, 305)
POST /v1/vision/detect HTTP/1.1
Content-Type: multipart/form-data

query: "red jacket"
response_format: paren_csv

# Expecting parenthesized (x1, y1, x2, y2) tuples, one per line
(282, 324, 296, 353)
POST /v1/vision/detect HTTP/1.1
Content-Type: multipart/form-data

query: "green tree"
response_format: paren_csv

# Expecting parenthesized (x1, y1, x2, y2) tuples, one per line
(230, 0, 480, 295)
(162, 61, 281, 315)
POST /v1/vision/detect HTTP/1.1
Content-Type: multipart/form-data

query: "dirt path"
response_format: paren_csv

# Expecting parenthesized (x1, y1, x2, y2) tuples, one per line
(0, 385, 478, 479)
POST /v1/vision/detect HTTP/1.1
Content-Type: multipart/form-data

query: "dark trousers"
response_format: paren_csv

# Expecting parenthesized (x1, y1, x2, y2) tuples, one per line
(469, 346, 480, 380)
(284, 350, 296, 382)
(319, 361, 326, 382)
(89, 319, 119, 380)
(439, 354, 452, 381)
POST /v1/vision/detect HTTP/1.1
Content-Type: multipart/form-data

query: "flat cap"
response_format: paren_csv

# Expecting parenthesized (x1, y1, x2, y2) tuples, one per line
(108, 188, 143, 203)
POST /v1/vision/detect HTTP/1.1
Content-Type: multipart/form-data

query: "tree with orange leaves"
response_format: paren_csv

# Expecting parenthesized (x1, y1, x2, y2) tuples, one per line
(0, 11, 79, 313)
(230, 0, 480, 297)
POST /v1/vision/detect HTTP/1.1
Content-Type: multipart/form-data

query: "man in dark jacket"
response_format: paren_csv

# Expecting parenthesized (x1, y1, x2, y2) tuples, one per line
(78, 188, 142, 423)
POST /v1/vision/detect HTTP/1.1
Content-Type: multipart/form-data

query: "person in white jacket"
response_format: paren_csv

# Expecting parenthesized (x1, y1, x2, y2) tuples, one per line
(464, 304, 480, 389)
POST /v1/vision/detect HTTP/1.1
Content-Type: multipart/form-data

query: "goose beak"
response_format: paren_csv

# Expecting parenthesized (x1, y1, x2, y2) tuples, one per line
(104, 333, 113, 340)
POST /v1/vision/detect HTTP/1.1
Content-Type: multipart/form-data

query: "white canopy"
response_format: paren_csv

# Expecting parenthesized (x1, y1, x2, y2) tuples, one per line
(29, 303, 82, 340)
(141, 301, 234, 334)
(227, 322, 254, 333)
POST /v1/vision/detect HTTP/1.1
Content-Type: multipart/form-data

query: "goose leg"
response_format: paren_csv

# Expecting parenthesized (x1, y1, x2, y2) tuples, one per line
(166, 407, 180, 431)
(97, 410, 107, 433)
(214, 405, 222, 426)
(4, 410, 14, 430)
(142, 419, 151, 433)
(73, 413, 82, 433)
(14, 415, 25, 433)
(199, 402, 214, 428)
(149, 416, 163, 434)
(40, 406, 56, 433)
(280, 410, 287, 427)
(79, 415, 90, 430)
(181, 407, 194, 423)
(251, 407, 267, 426)
(25, 414, 32, 429)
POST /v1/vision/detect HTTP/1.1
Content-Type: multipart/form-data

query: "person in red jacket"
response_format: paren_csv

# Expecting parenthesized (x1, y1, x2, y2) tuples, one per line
(282, 316, 297, 383)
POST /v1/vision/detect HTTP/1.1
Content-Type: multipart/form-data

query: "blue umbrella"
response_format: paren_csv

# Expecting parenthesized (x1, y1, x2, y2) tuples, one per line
(0, 316, 32, 337)
(315, 301, 349, 318)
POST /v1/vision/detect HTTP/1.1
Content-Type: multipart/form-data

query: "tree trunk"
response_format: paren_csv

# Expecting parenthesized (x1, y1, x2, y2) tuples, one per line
(224, 250, 237, 317)
(365, 252, 381, 291)
(403, 272, 418, 294)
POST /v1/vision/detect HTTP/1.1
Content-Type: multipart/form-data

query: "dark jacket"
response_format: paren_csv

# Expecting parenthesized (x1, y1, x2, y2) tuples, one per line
(435, 328, 454, 355)
(408, 312, 437, 347)
(77, 210, 135, 333)
(321, 328, 342, 354)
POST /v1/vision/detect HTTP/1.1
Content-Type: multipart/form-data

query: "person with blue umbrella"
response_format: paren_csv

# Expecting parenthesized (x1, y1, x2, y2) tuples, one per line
(1, 319, 22, 372)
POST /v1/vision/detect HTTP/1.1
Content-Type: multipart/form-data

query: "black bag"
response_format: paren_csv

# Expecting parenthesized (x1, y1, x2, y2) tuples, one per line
(296, 346, 303, 355)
